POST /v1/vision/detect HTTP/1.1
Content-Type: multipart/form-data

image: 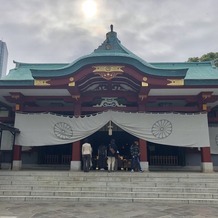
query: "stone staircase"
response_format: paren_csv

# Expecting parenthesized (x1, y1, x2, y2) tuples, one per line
(0, 170, 218, 204)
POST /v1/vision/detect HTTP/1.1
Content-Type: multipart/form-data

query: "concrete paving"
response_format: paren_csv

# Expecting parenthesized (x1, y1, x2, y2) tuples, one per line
(0, 201, 218, 218)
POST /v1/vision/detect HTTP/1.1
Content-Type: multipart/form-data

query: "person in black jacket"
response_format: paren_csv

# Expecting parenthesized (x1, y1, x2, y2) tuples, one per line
(130, 140, 143, 173)
(98, 143, 107, 170)
(107, 139, 117, 172)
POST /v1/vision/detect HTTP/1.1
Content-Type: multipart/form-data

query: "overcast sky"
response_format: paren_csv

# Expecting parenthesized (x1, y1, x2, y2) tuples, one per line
(0, 0, 218, 72)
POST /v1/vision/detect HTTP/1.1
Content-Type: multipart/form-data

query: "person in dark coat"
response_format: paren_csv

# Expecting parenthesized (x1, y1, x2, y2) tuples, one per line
(107, 139, 117, 172)
(98, 143, 107, 170)
(130, 140, 143, 172)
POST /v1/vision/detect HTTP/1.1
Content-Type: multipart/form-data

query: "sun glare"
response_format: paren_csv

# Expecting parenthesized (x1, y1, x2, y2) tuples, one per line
(82, 0, 97, 18)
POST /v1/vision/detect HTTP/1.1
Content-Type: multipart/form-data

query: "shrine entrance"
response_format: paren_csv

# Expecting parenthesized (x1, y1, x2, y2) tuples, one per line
(88, 128, 136, 170)
(24, 123, 185, 170)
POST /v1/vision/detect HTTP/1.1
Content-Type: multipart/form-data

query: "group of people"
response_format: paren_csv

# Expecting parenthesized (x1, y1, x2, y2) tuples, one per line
(81, 138, 143, 173)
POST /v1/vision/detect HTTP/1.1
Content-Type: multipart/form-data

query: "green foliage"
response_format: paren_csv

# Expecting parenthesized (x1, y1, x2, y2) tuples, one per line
(188, 57, 200, 62)
(188, 52, 218, 67)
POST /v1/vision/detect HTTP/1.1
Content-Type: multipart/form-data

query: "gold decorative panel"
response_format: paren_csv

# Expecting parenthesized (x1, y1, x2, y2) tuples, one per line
(15, 104, 20, 111)
(167, 79, 184, 86)
(68, 82, 75, 86)
(68, 77, 75, 86)
(93, 65, 124, 73)
(93, 65, 124, 80)
(34, 80, 50, 86)
(202, 104, 207, 111)
(142, 77, 148, 86)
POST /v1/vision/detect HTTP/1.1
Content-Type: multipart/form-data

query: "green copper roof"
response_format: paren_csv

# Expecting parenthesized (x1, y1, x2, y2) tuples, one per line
(29, 26, 187, 78)
(1, 26, 218, 86)
(0, 62, 68, 86)
(152, 61, 218, 85)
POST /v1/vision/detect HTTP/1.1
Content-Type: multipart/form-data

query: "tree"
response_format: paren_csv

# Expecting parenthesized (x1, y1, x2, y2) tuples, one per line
(188, 57, 200, 62)
(188, 52, 218, 67)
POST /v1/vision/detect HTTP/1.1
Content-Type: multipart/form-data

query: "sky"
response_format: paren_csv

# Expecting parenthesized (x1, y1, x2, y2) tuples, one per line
(0, 0, 218, 73)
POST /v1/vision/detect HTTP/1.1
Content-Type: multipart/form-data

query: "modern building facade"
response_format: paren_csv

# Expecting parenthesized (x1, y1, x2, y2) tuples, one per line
(0, 40, 8, 78)
(0, 26, 218, 172)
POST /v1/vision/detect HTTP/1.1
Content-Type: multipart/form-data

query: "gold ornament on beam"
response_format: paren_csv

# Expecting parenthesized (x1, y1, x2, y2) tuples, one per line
(142, 77, 148, 87)
(68, 77, 75, 86)
(93, 65, 124, 80)
(34, 80, 50, 86)
(15, 104, 20, 111)
(202, 104, 207, 111)
(167, 79, 184, 86)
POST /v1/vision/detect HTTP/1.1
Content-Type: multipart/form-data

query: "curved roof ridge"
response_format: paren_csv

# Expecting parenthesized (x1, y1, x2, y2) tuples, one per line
(90, 25, 156, 69)
(12, 60, 68, 69)
(13, 25, 188, 78)
(49, 26, 165, 71)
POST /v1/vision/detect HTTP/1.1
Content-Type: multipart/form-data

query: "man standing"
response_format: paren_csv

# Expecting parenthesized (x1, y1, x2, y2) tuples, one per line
(98, 143, 107, 170)
(82, 139, 92, 172)
(107, 139, 117, 172)
(130, 140, 143, 173)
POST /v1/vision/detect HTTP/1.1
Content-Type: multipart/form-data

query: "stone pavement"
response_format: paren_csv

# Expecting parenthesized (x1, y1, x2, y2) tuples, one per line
(0, 201, 218, 218)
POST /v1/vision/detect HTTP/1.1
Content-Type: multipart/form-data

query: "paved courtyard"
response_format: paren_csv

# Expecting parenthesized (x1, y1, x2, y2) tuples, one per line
(0, 201, 218, 218)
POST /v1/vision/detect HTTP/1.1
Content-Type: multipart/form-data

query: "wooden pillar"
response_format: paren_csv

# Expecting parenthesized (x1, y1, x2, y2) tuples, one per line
(13, 145, 21, 160)
(201, 147, 213, 172)
(12, 103, 22, 170)
(199, 102, 213, 172)
(139, 138, 149, 171)
(201, 147, 211, 162)
(70, 100, 82, 171)
(12, 145, 22, 170)
(0, 131, 2, 169)
(72, 141, 81, 161)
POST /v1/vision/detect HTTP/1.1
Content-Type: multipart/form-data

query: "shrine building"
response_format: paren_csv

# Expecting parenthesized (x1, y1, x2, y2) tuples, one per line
(1, 25, 218, 172)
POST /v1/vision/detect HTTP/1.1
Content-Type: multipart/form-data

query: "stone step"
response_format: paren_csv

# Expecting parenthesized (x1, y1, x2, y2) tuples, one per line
(1, 171, 218, 178)
(1, 173, 218, 182)
(1, 180, 218, 189)
(0, 195, 218, 205)
(1, 184, 218, 193)
(0, 190, 218, 199)
(1, 171, 218, 204)
(1, 175, 218, 183)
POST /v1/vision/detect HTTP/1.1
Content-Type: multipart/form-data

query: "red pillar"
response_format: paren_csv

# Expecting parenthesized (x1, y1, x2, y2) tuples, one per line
(201, 147, 212, 162)
(72, 100, 81, 162)
(139, 138, 149, 171)
(12, 103, 22, 170)
(139, 138, 147, 162)
(72, 141, 81, 161)
(200, 104, 213, 172)
(13, 145, 22, 160)
(200, 147, 213, 172)
(71, 100, 82, 170)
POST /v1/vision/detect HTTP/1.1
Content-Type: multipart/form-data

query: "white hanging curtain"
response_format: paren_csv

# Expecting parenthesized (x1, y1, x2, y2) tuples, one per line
(209, 126, 218, 154)
(111, 111, 209, 148)
(0, 130, 14, 150)
(14, 111, 210, 148)
(14, 112, 110, 146)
